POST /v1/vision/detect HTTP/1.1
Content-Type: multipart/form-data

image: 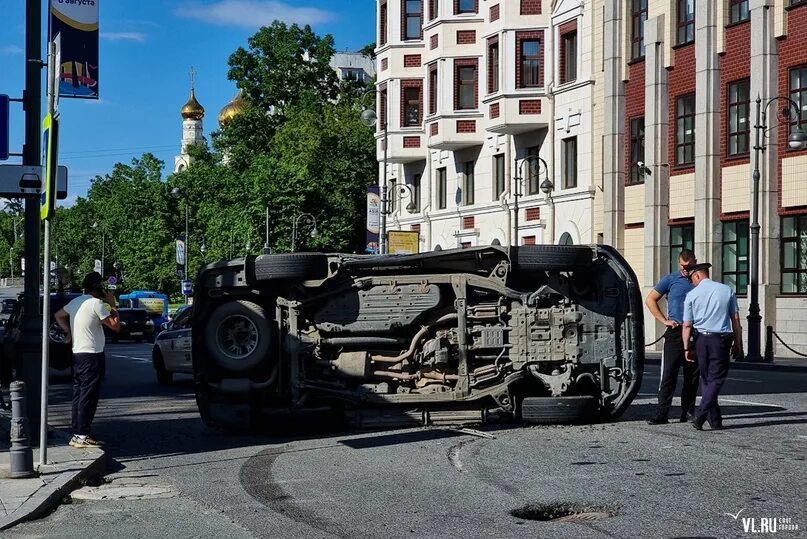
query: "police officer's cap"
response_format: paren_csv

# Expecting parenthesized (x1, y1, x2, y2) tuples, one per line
(687, 262, 712, 278)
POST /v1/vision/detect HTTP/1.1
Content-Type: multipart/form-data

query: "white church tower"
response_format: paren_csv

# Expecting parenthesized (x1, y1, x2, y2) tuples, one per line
(174, 68, 206, 173)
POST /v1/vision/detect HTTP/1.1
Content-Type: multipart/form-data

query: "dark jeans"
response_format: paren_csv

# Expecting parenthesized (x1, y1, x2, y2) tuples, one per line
(656, 326, 699, 419)
(72, 352, 105, 436)
(695, 334, 732, 427)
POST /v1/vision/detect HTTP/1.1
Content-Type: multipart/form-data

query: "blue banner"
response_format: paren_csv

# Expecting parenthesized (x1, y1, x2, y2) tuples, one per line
(49, 0, 100, 99)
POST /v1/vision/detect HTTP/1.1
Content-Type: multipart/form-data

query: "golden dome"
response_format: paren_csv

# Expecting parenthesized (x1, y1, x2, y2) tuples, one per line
(218, 89, 247, 126)
(181, 89, 205, 120)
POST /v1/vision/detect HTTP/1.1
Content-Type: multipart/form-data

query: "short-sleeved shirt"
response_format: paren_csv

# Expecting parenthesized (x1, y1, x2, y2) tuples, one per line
(653, 272, 694, 324)
(63, 295, 112, 354)
(683, 279, 738, 333)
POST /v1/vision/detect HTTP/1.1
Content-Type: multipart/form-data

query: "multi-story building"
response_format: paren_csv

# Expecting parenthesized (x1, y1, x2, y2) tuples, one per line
(374, 0, 605, 250)
(601, 0, 807, 356)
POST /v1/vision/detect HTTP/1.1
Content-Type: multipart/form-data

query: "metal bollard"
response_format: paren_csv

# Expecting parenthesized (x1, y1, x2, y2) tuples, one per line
(9, 381, 35, 478)
(763, 325, 774, 363)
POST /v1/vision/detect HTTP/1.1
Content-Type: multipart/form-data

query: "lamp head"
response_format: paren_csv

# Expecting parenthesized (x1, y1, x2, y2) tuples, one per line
(540, 179, 555, 195)
(310, 226, 319, 238)
(788, 128, 807, 151)
(405, 201, 417, 213)
(171, 187, 182, 199)
(361, 109, 378, 127)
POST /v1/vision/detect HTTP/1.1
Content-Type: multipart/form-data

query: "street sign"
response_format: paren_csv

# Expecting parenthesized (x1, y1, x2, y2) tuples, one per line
(181, 280, 192, 295)
(107, 276, 117, 285)
(41, 113, 59, 220)
(0, 165, 68, 198)
(94, 259, 102, 274)
(0, 94, 9, 161)
(107, 284, 117, 290)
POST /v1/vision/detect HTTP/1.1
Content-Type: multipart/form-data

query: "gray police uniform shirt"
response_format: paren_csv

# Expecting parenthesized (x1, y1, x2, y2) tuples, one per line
(682, 279, 738, 333)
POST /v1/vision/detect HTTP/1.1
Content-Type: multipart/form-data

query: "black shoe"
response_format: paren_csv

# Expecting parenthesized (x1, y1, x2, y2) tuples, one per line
(709, 423, 724, 430)
(680, 412, 695, 423)
(647, 416, 669, 425)
(691, 418, 705, 431)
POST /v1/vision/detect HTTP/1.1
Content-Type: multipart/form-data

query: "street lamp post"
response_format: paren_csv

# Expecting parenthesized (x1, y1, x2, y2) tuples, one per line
(360, 88, 389, 254)
(171, 188, 190, 304)
(512, 155, 549, 246)
(262, 206, 271, 254)
(744, 96, 807, 362)
(291, 213, 318, 253)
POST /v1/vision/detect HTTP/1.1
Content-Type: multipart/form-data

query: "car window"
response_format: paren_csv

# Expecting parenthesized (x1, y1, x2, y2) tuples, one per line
(174, 308, 192, 329)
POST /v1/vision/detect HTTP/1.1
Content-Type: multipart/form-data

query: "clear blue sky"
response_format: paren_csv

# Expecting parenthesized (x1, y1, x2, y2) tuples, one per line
(0, 0, 376, 206)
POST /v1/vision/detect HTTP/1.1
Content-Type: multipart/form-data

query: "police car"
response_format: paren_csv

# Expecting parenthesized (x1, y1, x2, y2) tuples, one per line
(151, 306, 192, 385)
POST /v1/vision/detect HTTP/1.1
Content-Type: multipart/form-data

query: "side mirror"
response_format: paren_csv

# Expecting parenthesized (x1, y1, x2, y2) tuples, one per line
(161, 322, 169, 331)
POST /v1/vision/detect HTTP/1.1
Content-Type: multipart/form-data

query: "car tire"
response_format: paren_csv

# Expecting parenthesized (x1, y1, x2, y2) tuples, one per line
(252, 253, 328, 281)
(520, 395, 597, 425)
(205, 300, 271, 373)
(153, 351, 172, 385)
(516, 245, 594, 272)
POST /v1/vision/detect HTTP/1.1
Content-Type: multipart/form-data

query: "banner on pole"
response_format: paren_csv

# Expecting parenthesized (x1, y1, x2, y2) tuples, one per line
(366, 186, 380, 254)
(49, 0, 100, 99)
(175, 237, 186, 265)
(93, 259, 101, 274)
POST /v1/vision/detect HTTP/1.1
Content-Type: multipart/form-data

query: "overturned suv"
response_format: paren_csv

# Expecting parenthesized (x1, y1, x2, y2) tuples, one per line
(192, 245, 643, 430)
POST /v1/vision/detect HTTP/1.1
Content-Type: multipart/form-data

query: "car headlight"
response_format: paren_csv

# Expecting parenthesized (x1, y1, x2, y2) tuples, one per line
(146, 320, 154, 326)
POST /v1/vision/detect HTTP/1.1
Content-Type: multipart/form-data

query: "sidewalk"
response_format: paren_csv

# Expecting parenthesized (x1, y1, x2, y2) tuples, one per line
(644, 351, 807, 372)
(0, 411, 105, 530)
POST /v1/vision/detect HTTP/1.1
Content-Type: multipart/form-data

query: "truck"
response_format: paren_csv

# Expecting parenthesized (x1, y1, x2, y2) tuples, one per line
(118, 290, 170, 330)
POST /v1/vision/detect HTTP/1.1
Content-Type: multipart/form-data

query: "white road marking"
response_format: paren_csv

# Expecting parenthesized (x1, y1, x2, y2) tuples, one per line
(111, 354, 149, 360)
(449, 428, 496, 439)
(721, 398, 782, 408)
(797, 435, 807, 440)
(725, 377, 762, 383)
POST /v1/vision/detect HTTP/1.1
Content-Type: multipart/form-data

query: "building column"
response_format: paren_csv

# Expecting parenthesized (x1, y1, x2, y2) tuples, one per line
(749, 0, 779, 341)
(602, 0, 625, 250)
(643, 15, 670, 344)
(694, 0, 722, 272)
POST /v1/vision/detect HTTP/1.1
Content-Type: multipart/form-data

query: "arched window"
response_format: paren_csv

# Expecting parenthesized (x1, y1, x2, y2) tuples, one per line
(559, 232, 573, 245)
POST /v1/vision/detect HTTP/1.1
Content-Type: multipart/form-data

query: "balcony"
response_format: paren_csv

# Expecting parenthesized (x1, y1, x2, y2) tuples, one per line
(425, 113, 486, 150)
(376, 129, 427, 163)
(484, 92, 549, 135)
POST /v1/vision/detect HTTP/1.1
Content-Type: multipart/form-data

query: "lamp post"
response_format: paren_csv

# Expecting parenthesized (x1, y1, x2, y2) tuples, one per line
(171, 187, 190, 304)
(291, 213, 318, 253)
(744, 96, 807, 362)
(360, 87, 389, 254)
(512, 155, 549, 245)
(386, 182, 417, 215)
(262, 206, 271, 254)
(92, 221, 105, 275)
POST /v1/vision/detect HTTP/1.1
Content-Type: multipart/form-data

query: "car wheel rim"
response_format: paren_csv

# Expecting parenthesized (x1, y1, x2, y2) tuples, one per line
(216, 314, 259, 360)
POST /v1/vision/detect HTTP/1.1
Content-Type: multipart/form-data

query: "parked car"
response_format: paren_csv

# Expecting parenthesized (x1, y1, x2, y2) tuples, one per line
(1, 293, 81, 377)
(1, 298, 17, 314)
(106, 308, 155, 342)
(192, 245, 644, 430)
(151, 306, 192, 385)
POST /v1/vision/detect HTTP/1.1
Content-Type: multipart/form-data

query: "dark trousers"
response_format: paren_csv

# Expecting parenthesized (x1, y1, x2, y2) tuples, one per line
(695, 334, 731, 427)
(72, 352, 105, 436)
(656, 326, 699, 419)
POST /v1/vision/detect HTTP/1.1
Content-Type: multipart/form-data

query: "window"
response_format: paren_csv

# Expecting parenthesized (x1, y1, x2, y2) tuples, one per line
(462, 160, 475, 205)
(410, 173, 422, 212)
(493, 154, 505, 198)
(405, 0, 422, 41)
(676, 94, 695, 166)
(562, 137, 577, 189)
(520, 40, 541, 88)
(729, 0, 749, 23)
(457, 0, 475, 14)
(629, 117, 645, 184)
(342, 68, 366, 82)
(631, 0, 648, 59)
(722, 221, 749, 294)
(677, 0, 695, 45)
(403, 86, 421, 127)
(428, 0, 439, 20)
(781, 215, 807, 294)
(526, 146, 541, 194)
(456, 65, 476, 110)
(488, 40, 499, 93)
(437, 167, 447, 209)
(561, 31, 577, 84)
(669, 224, 695, 273)
(380, 88, 388, 131)
(380, 1, 388, 46)
(728, 79, 750, 157)
(429, 65, 438, 115)
(388, 179, 397, 213)
(789, 65, 807, 135)
(559, 232, 574, 245)
(792, 0, 807, 6)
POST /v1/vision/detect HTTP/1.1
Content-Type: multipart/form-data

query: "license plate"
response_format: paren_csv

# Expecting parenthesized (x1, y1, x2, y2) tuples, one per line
(130, 332, 143, 336)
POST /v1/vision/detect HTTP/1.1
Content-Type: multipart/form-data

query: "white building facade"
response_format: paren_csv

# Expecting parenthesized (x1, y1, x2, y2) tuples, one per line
(375, 0, 605, 251)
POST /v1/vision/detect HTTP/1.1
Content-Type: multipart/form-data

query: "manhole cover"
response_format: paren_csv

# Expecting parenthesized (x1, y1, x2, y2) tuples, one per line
(511, 503, 617, 523)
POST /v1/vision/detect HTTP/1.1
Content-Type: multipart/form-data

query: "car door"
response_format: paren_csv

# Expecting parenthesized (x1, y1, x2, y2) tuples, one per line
(163, 308, 192, 373)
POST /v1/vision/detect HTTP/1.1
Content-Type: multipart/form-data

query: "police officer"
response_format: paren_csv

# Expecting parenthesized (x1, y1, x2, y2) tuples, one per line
(646, 249, 699, 424)
(682, 263, 743, 430)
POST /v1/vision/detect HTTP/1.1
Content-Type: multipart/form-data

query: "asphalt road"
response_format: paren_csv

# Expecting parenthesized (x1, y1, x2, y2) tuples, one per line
(4, 342, 806, 539)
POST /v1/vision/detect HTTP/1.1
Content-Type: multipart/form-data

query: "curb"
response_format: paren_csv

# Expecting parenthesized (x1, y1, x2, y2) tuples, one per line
(644, 354, 807, 373)
(0, 445, 106, 531)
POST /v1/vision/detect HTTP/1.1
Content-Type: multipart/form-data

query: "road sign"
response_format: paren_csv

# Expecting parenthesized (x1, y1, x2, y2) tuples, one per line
(181, 280, 192, 295)
(0, 94, 9, 161)
(94, 259, 102, 274)
(41, 113, 59, 220)
(107, 284, 117, 290)
(0, 164, 69, 198)
(107, 276, 117, 285)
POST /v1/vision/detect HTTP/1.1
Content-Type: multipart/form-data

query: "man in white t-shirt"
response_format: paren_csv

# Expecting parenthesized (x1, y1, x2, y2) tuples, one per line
(55, 272, 120, 448)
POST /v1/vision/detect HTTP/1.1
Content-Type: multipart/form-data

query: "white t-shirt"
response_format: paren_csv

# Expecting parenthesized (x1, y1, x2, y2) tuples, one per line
(63, 295, 112, 354)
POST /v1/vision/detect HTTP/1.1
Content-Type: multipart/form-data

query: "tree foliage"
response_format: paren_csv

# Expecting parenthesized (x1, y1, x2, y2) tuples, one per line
(7, 21, 376, 296)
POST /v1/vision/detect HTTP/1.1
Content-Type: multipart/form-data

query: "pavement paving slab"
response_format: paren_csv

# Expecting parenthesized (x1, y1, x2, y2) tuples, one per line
(0, 411, 105, 531)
